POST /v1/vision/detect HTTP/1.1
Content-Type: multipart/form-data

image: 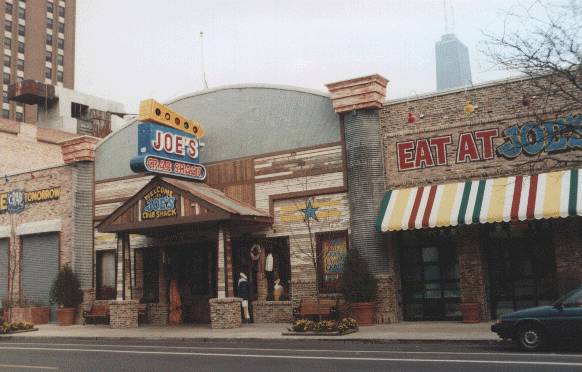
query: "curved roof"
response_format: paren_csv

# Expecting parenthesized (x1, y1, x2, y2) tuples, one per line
(96, 84, 340, 181)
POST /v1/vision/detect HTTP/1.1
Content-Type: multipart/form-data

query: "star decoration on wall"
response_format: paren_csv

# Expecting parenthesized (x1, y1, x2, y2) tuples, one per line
(301, 198, 319, 222)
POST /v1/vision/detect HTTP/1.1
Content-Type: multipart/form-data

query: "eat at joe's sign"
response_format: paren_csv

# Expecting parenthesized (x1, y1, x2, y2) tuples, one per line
(396, 115, 582, 171)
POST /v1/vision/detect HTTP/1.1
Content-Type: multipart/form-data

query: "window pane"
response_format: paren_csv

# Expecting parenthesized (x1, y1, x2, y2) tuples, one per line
(422, 247, 439, 262)
(5, 20, 12, 32)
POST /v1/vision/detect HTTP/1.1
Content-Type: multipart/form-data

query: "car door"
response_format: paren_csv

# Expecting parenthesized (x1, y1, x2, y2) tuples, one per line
(560, 289, 582, 337)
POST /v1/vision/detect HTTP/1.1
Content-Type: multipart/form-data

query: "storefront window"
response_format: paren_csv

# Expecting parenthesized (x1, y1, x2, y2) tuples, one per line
(487, 221, 557, 318)
(316, 230, 348, 293)
(96, 251, 116, 300)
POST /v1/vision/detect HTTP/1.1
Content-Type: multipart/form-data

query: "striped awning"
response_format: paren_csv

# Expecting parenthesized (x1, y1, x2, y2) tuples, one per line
(376, 169, 582, 232)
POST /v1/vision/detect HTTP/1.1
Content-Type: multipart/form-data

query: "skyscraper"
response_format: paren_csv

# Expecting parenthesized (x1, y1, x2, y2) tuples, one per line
(435, 33, 472, 91)
(1, 0, 75, 123)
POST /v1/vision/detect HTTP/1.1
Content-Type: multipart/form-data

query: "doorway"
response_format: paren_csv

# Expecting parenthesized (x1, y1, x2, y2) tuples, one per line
(166, 244, 216, 323)
(400, 231, 461, 321)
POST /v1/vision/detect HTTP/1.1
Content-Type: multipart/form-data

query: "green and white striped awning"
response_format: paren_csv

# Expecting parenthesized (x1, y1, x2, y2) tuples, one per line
(376, 169, 582, 232)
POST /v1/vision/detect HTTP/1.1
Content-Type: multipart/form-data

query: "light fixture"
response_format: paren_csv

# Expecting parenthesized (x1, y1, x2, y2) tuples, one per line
(464, 101, 475, 114)
(407, 112, 417, 124)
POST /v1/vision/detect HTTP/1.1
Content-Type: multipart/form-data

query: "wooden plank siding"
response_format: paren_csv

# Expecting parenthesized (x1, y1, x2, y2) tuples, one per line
(205, 159, 255, 205)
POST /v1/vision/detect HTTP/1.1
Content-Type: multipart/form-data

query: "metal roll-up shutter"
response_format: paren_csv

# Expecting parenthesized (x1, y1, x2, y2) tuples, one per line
(22, 233, 59, 321)
(0, 239, 8, 303)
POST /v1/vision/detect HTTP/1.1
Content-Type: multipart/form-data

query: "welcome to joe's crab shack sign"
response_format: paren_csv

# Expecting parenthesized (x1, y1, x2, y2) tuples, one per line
(130, 99, 207, 181)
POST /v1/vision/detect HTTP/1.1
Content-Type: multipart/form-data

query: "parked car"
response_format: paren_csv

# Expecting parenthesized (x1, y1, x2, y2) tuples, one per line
(491, 286, 582, 351)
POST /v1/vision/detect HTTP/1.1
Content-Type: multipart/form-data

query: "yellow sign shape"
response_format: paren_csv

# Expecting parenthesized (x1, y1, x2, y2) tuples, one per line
(138, 99, 205, 138)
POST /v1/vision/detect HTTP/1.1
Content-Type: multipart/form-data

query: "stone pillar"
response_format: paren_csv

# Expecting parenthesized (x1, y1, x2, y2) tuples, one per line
(224, 225, 234, 297)
(109, 300, 138, 328)
(553, 218, 582, 294)
(115, 234, 125, 301)
(216, 226, 226, 298)
(209, 297, 242, 329)
(60, 136, 99, 292)
(457, 226, 490, 321)
(325, 75, 389, 273)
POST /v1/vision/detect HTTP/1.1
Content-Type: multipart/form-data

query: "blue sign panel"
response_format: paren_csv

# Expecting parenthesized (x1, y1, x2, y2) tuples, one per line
(130, 122, 207, 181)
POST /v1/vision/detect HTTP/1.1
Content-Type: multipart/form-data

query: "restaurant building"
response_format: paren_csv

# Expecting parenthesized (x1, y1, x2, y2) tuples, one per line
(362, 74, 582, 322)
(4, 73, 580, 327)
(93, 85, 351, 328)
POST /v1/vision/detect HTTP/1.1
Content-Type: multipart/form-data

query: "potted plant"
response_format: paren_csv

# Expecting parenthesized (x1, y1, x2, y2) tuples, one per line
(341, 249, 378, 325)
(49, 265, 83, 326)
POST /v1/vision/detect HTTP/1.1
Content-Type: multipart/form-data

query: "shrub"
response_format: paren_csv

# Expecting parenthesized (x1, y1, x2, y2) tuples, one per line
(49, 265, 83, 308)
(291, 318, 358, 333)
(341, 249, 378, 304)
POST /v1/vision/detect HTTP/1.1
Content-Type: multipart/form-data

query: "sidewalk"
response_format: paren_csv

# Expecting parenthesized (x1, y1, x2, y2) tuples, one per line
(2, 321, 498, 343)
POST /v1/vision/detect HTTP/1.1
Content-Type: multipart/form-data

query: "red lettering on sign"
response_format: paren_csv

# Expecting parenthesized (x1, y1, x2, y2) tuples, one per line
(475, 128, 499, 160)
(457, 132, 480, 163)
(397, 141, 415, 170)
(414, 139, 434, 168)
(187, 138, 198, 159)
(429, 136, 452, 166)
(152, 131, 163, 151)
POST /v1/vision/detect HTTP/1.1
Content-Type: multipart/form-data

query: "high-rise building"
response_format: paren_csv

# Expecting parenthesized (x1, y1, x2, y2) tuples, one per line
(435, 33, 472, 91)
(1, 0, 75, 123)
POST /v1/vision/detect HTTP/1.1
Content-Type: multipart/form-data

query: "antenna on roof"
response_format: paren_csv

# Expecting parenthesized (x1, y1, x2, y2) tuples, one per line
(443, 0, 456, 34)
(199, 31, 209, 89)
(443, 0, 449, 34)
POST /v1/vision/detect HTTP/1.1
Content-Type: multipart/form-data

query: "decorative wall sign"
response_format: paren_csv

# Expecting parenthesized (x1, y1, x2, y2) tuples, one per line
(322, 235, 347, 276)
(141, 186, 177, 220)
(395, 115, 582, 171)
(0, 187, 61, 214)
(130, 121, 207, 181)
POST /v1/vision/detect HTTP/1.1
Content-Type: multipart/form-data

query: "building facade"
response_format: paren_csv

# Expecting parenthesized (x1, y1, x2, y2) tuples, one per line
(0, 118, 96, 322)
(1, 0, 75, 123)
(435, 33, 472, 91)
(2, 72, 581, 328)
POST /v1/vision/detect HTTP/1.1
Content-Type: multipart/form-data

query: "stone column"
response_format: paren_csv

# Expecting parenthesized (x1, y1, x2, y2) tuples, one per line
(326, 75, 396, 323)
(216, 225, 226, 299)
(209, 223, 242, 328)
(61, 136, 99, 317)
(457, 226, 489, 321)
(110, 233, 138, 328)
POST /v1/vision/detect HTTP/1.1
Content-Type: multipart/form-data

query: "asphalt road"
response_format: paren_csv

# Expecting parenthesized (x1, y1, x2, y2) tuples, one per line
(0, 338, 581, 372)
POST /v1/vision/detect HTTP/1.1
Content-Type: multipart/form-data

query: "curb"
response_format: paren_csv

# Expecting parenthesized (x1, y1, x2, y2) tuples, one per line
(0, 335, 501, 345)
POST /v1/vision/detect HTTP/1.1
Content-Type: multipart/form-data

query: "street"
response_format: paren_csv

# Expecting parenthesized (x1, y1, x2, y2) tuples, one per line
(0, 339, 581, 371)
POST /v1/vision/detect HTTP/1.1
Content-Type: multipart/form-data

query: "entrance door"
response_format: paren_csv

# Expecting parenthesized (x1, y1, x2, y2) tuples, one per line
(401, 243, 460, 321)
(487, 223, 557, 318)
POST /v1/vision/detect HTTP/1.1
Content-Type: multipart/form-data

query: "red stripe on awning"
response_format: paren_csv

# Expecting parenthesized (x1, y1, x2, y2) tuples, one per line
(408, 187, 424, 230)
(511, 175, 523, 220)
(526, 174, 538, 219)
(421, 185, 438, 228)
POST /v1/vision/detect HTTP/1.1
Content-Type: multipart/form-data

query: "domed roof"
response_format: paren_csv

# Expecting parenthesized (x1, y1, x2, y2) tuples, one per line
(96, 84, 340, 181)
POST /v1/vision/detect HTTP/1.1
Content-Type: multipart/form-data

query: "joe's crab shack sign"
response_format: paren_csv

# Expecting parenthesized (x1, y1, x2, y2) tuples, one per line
(130, 99, 207, 181)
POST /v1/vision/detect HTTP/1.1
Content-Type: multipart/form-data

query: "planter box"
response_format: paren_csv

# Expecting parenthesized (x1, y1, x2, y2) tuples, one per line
(282, 328, 358, 336)
(7, 307, 50, 324)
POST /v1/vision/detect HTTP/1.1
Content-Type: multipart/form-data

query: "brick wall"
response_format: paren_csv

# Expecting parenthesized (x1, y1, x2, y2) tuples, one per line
(380, 77, 582, 189)
(457, 226, 490, 321)
(553, 218, 582, 294)
(252, 301, 293, 323)
(209, 297, 242, 329)
(109, 300, 138, 328)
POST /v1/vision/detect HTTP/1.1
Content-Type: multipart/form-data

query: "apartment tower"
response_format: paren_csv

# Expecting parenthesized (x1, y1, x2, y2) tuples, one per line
(1, 0, 75, 123)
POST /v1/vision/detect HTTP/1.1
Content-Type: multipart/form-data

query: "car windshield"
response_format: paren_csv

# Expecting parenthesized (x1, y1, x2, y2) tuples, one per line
(554, 287, 582, 306)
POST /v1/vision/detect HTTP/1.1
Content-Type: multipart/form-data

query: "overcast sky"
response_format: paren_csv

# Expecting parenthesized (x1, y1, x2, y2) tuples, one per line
(75, 0, 547, 112)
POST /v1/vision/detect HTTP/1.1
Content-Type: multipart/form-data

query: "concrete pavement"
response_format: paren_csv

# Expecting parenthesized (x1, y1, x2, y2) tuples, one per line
(1, 321, 499, 342)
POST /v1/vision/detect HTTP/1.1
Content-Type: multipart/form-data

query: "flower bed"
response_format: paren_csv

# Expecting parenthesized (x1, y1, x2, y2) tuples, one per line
(283, 318, 359, 336)
(0, 321, 36, 334)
